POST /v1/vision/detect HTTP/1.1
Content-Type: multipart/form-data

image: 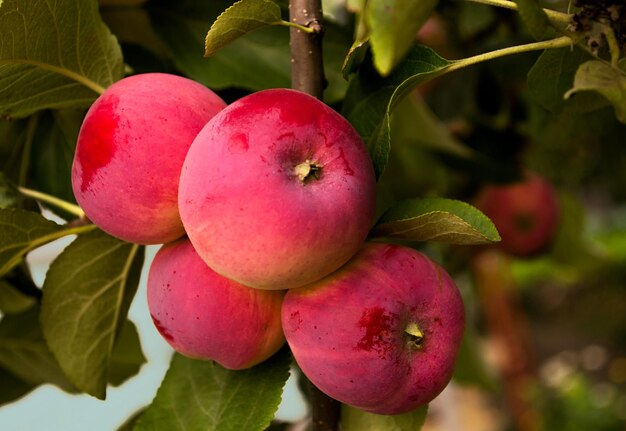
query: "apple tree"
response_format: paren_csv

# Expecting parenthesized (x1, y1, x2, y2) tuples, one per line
(1, 0, 625, 430)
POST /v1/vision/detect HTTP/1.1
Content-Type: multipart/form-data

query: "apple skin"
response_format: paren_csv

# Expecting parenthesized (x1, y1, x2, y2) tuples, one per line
(147, 238, 286, 370)
(282, 242, 465, 415)
(475, 173, 560, 257)
(71, 73, 226, 245)
(178, 88, 377, 290)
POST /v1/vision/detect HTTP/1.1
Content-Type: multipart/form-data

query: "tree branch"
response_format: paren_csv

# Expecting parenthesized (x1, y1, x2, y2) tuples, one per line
(289, 1, 339, 430)
(308, 383, 341, 431)
(289, 0, 325, 99)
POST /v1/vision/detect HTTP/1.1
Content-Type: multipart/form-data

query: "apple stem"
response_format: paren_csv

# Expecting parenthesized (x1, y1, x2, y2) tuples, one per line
(405, 322, 424, 350)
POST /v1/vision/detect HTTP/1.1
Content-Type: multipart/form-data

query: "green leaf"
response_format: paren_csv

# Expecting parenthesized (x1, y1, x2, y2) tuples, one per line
(100, 6, 170, 61)
(0, 0, 124, 119)
(0, 365, 36, 407)
(108, 320, 146, 387)
(41, 229, 144, 399)
(117, 409, 146, 431)
(365, 0, 438, 76)
(391, 94, 473, 159)
(371, 197, 501, 244)
(2, 263, 42, 299)
(527, 46, 603, 113)
(342, 39, 369, 80)
(0, 306, 75, 391)
(134, 349, 291, 431)
(514, 0, 549, 40)
(0, 118, 28, 181)
(342, 45, 451, 178)
(457, 2, 496, 40)
(0, 171, 22, 209)
(30, 110, 83, 205)
(375, 95, 473, 206)
(564, 60, 626, 124)
(342, 404, 428, 431)
(204, 0, 283, 57)
(0, 208, 63, 276)
(347, 0, 366, 13)
(0, 304, 144, 403)
(548, 193, 593, 266)
(0, 279, 36, 314)
(321, 25, 352, 103)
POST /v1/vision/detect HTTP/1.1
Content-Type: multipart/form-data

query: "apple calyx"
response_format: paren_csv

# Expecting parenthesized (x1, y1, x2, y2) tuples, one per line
(294, 160, 322, 183)
(404, 322, 424, 351)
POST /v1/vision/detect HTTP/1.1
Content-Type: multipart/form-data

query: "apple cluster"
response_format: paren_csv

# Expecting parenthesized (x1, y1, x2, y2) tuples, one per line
(71, 73, 465, 415)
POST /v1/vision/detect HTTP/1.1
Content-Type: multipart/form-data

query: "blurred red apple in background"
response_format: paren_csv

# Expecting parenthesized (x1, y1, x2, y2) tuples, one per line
(475, 173, 560, 257)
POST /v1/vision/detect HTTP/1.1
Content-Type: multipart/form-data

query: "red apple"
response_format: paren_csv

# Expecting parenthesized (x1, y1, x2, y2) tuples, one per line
(475, 173, 560, 257)
(282, 242, 465, 414)
(147, 238, 285, 370)
(72, 73, 226, 244)
(178, 88, 376, 290)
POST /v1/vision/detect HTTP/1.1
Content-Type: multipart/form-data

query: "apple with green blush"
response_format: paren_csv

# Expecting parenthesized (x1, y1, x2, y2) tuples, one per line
(147, 238, 285, 369)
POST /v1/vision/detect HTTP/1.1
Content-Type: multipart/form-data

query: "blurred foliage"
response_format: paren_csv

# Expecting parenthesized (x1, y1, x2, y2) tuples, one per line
(532, 372, 626, 431)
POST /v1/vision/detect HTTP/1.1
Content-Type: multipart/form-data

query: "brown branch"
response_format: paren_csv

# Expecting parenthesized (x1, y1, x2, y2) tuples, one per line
(308, 383, 341, 431)
(472, 250, 539, 431)
(289, 0, 338, 429)
(289, 0, 325, 99)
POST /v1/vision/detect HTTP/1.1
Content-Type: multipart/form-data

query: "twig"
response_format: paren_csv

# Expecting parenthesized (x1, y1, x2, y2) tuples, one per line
(446, 36, 573, 74)
(461, 0, 572, 26)
(18, 186, 85, 218)
(308, 384, 341, 431)
(289, 0, 326, 99)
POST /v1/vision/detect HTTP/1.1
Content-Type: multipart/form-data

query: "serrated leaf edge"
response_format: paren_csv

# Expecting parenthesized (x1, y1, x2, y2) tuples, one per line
(41, 237, 141, 399)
